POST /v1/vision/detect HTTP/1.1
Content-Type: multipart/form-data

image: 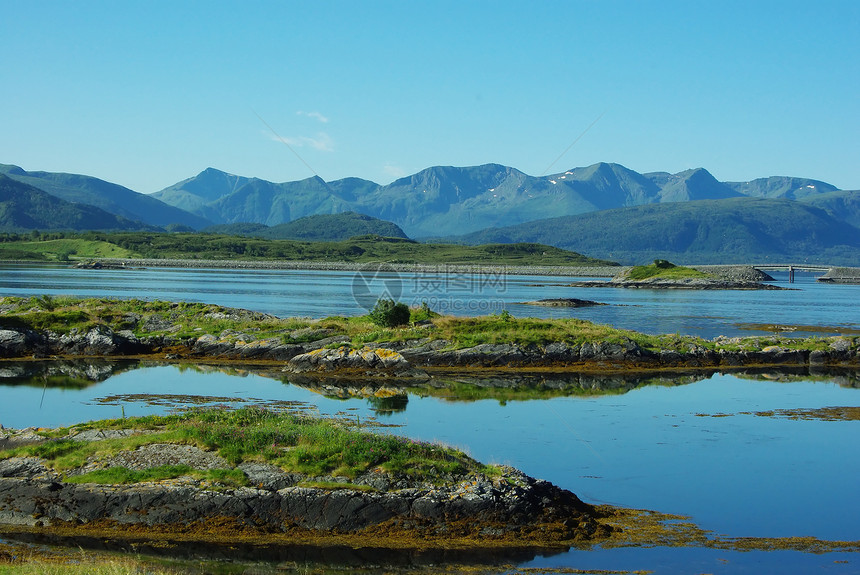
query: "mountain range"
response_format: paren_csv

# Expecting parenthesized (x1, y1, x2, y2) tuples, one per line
(452, 197, 860, 265)
(1, 160, 858, 264)
(0, 164, 211, 230)
(151, 162, 851, 238)
(203, 211, 408, 241)
(0, 174, 158, 233)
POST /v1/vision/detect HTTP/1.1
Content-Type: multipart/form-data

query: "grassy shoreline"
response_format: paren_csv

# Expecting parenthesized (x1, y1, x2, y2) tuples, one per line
(1, 296, 858, 372)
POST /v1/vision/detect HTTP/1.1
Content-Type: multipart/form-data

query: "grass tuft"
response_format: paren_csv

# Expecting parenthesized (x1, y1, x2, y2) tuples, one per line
(6, 407, 481, 482)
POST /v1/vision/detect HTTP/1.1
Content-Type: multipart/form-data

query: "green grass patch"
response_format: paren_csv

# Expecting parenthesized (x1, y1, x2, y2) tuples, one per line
(0, 429, 187, 472)
(5, 407, 482, 482)
(429, 314, 696, 352)
(66, 465, 249, 488)
(0, 556, 178, 574)
(0, 239, 134, 262)
(623, 259, 711, 281)
(175, 406, 475, 479)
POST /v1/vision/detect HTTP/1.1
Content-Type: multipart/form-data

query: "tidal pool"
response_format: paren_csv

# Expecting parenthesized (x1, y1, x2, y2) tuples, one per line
(0, 362, 857, 573)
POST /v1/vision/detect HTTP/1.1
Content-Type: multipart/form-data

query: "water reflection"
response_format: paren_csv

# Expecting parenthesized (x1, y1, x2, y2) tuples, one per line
(2, 359, 857, 410)
(1, 361, 858, 574)
(0, 359, 137, 388)
(2, 528, 564, 569)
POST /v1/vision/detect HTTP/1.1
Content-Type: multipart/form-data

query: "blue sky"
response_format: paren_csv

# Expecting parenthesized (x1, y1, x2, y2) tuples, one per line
(2, 0, 858, 193)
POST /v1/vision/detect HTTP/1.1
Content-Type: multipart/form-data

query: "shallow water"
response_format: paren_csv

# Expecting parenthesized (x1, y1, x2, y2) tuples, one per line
(1, 363, 857, 573)
(1, 262, 859, 572)
(1, 263, 859, 338)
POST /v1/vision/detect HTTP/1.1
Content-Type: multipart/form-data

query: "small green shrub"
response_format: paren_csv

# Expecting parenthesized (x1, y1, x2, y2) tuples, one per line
(35, 294, 58, 311)
(409, 301, 439, 323)
(368, 298, 411, 327)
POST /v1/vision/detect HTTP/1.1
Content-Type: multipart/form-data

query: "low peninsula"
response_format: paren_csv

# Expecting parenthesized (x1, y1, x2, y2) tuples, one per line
(1, 296, 858, 379)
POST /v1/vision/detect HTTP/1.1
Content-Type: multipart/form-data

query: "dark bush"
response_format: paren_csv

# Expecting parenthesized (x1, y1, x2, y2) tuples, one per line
(369, 298, 411, 327)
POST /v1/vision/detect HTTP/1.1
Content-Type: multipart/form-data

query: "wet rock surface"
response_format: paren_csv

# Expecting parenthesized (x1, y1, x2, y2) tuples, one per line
(285, 346, 430, 380)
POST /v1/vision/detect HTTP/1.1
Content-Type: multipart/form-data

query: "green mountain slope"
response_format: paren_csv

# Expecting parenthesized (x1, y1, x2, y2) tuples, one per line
(152, 167, 253, 208)
(155, 163, 765, 237)
(645, 168, 742, 202)
(24, 231, 611, 266)
(800, 190, 860, 228)
(725, 176, 838, 199)
(154, 169, 375, 226)
(0, 164, 212, 230)
(201, 222, 271, 236)
(0, 175, 157, 233)
(455, 197, 860, 265)
(256, 211, 407, 241)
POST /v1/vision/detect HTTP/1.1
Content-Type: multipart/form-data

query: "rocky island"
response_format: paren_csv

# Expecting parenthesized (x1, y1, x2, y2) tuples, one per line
(566, 260, 785, 290)
(0, 408, 613, 549)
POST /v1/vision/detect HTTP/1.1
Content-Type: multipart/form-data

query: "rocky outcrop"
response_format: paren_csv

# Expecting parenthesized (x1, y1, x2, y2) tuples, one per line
(393, 338, 860, 370)
(818, 267, 860, 284)
(561, 265, 782, 290)
(0, 324, 349, 362)
(0, 435, 610, 544)
(1, 326, 858, 375)
(0, 326, 155, 359)
(286, 347, 426, 378)
(517, 298, 606, 307)
(691, 266, 774, 282)
(609, 277, 784, 290)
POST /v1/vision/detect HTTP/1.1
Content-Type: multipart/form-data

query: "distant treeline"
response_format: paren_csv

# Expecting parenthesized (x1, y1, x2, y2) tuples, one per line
(0, 231, 615, 267)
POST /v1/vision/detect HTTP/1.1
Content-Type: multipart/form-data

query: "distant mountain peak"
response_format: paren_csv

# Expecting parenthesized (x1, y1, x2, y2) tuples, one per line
(5, 160, 847, 239)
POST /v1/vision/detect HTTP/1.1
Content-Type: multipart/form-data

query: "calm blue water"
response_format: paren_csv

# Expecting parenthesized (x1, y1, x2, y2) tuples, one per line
(1, 263, 859, 573)
(1, 365, 857, 573)
(1, 263, 858, 338)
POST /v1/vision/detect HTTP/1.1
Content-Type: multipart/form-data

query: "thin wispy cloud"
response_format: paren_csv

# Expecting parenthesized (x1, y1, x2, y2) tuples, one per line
(296, 110, 329, 123)
(272, 131, 334, 152)
(382, 163, 407, 179)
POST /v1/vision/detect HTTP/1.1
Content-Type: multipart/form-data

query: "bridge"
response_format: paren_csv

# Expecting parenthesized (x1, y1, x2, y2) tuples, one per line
(752, 264, 832, 282)
(750, 264, 832, 283)
(696, 263, 850, 283)
(750, 264, 832, 273)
